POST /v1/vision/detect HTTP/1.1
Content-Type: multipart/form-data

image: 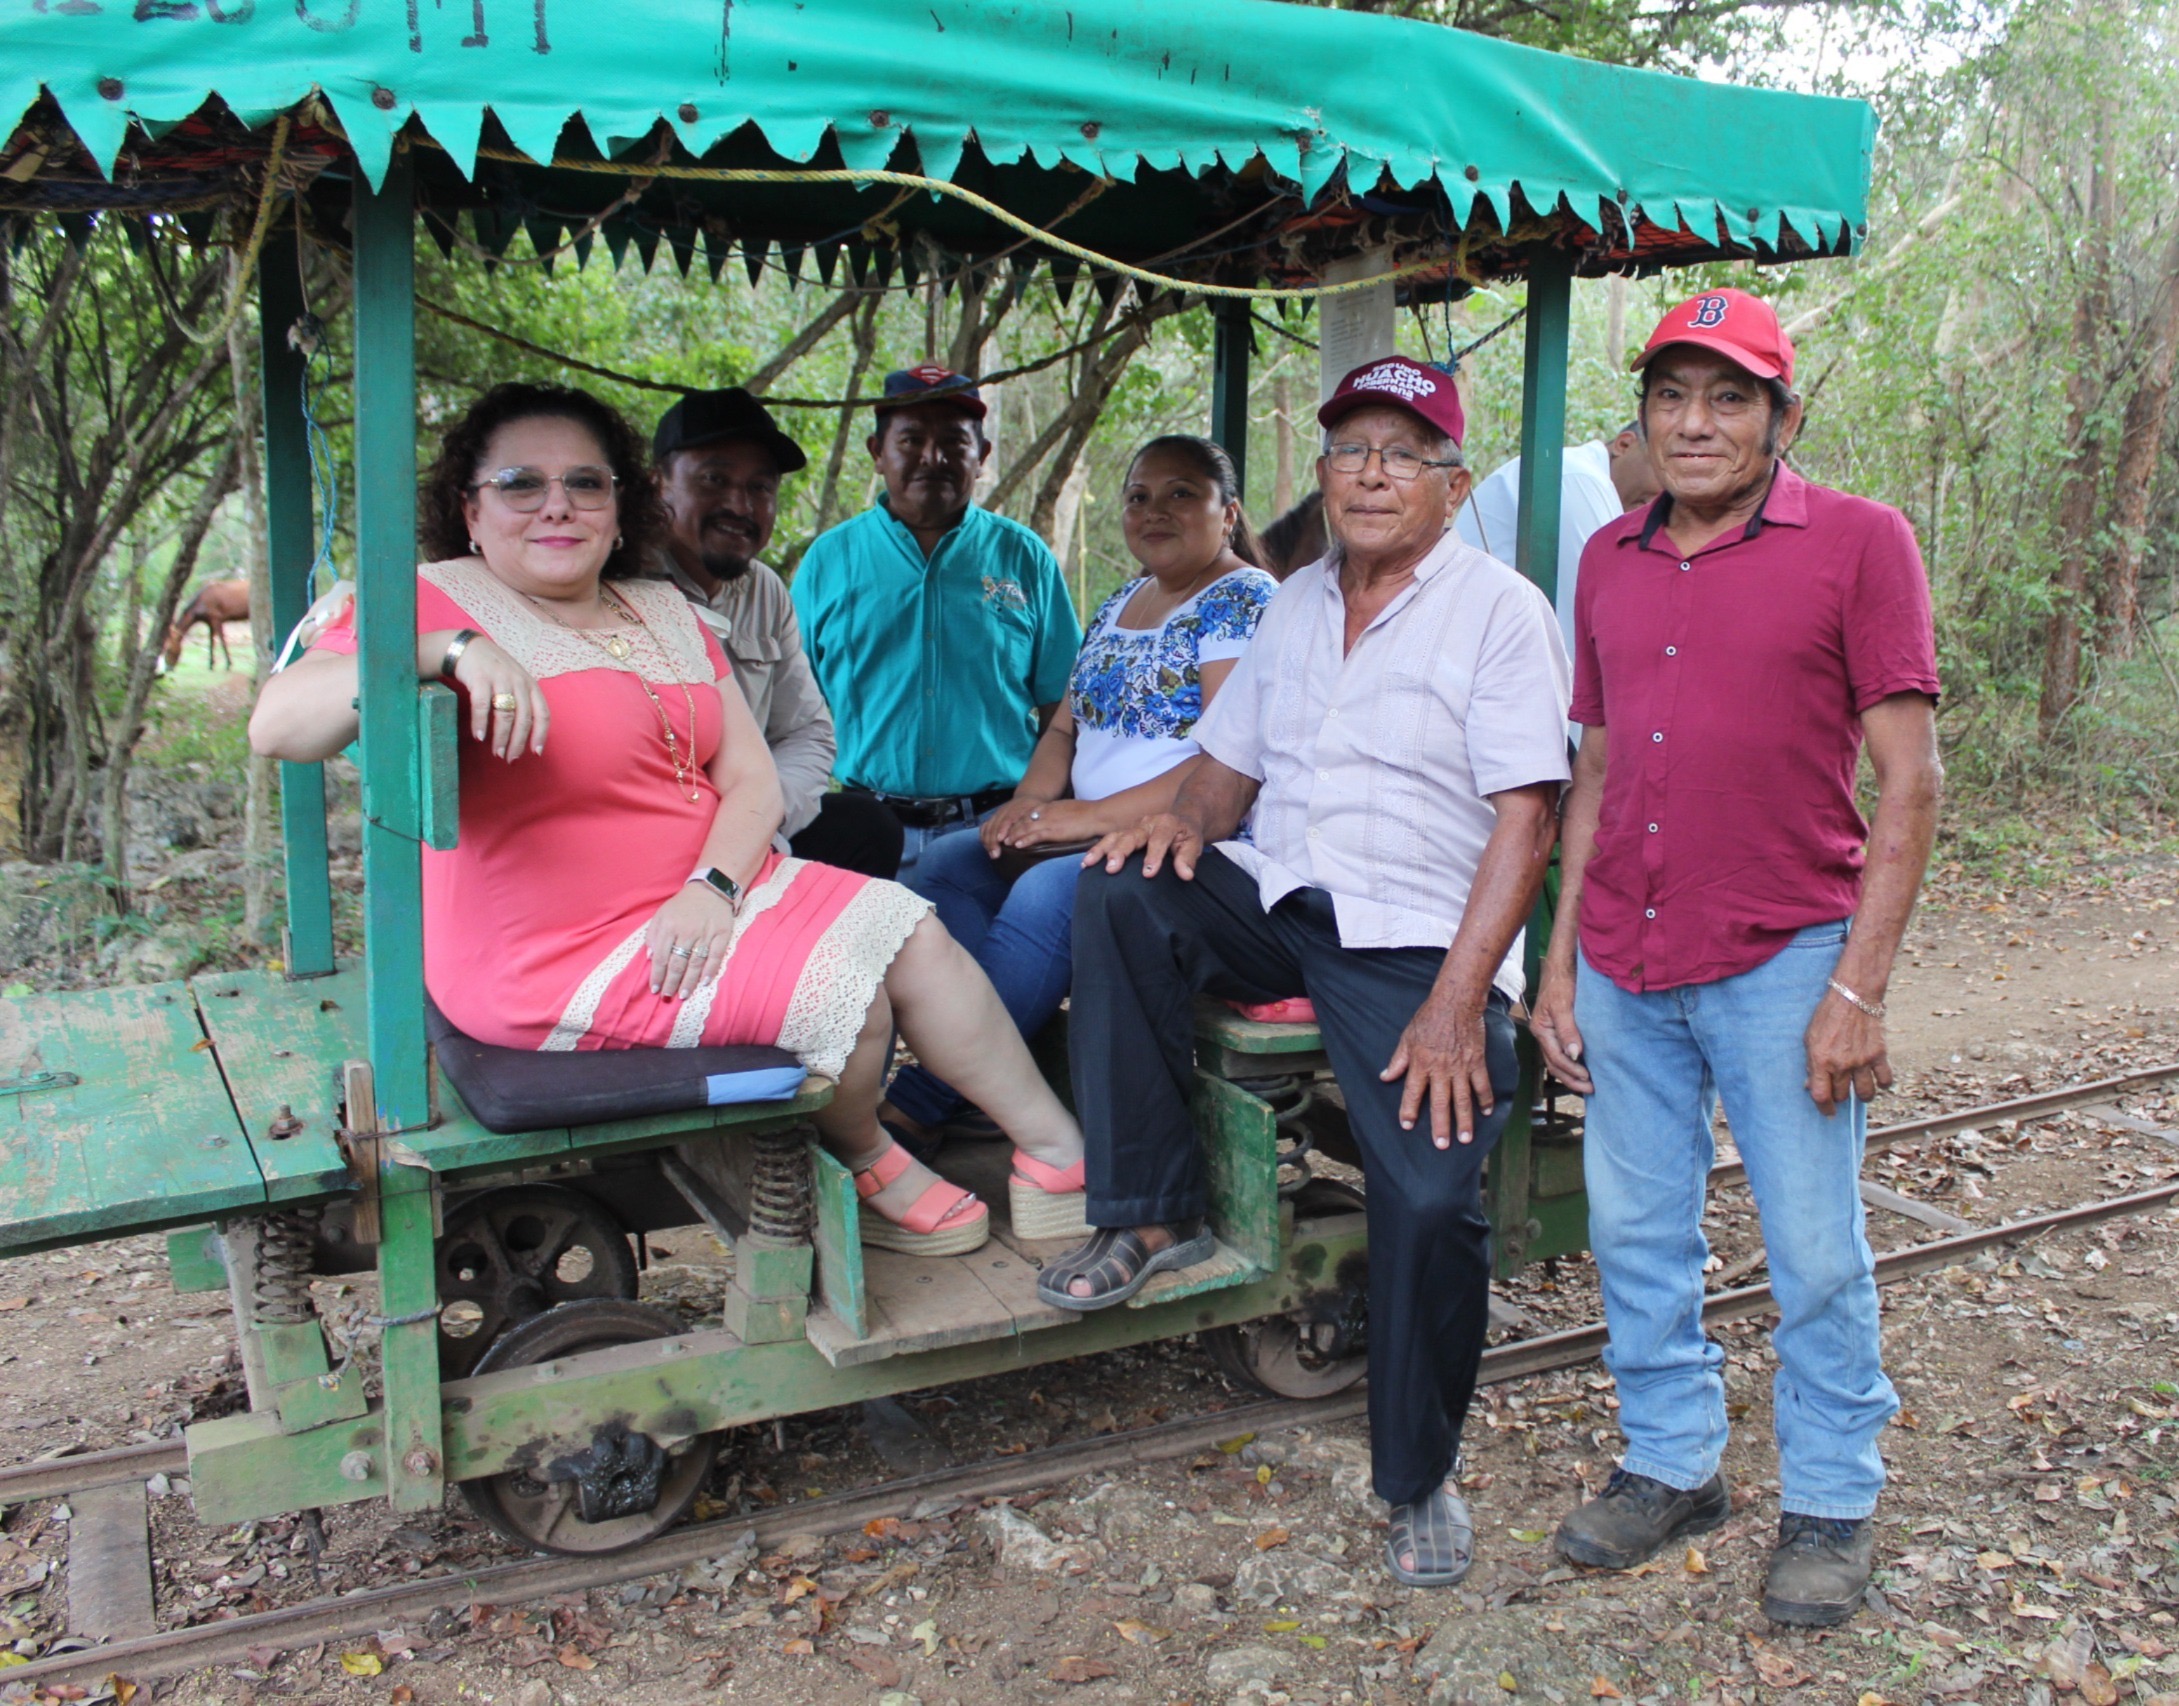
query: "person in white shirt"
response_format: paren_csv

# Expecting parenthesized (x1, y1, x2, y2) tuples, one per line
(1455, 424, 1659, 653)
(1038, 356, 1572, 1594)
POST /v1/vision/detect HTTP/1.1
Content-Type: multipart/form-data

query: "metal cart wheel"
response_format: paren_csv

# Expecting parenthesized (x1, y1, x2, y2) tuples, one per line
(460, 1298, 717, 1555)
(435, 1184, 640, 1378)
(1202, 1178, 1370, 1399)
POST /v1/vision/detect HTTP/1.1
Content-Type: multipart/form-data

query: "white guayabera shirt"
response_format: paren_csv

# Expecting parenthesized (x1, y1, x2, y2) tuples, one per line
(1193, 530, 1573, 1003)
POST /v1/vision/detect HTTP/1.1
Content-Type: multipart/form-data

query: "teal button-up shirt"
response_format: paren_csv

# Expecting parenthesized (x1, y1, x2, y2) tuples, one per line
(793, 497, 1082, 797)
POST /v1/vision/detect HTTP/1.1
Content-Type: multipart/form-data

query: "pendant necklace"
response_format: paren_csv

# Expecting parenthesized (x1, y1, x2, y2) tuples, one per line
(525, 586, 702, 802)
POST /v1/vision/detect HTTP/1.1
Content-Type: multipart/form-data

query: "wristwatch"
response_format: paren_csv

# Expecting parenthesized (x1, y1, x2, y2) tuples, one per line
(688, 865, 744, 911)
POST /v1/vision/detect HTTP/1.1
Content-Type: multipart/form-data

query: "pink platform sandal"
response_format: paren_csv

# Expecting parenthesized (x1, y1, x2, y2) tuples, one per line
(1009, 1150, 1090, 1242)
(1226, 996, 1317, 1024)
(854, 1138, 990, 1257)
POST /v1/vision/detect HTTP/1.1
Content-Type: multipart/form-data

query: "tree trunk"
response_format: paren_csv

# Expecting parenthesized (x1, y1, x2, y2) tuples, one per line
(1273, 369, 1296, 517)
(2038, 143, 2116, 735)
(2095, 221, 2179, 656)
(100, 445, 242, 907)
(743, 284, 870, 396)
(797, 292, 883, 565)
(230, 297, 280, 947)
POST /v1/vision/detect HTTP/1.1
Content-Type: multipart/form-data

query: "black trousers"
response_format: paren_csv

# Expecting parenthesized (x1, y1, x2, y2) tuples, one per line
(788, 790, 905, 880)
(1070, 849, 1517, 1505)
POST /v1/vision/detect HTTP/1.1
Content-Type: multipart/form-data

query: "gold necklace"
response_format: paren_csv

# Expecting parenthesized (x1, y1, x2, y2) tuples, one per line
(527, 586, 703, 803)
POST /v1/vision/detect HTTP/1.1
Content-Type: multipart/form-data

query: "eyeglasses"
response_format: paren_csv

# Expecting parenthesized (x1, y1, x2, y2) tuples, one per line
(1323, 442, 1461, 482)
(470, 465, 619, 511)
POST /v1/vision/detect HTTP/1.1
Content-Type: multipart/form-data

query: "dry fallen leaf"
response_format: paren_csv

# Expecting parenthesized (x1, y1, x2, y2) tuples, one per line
(1591, 1680, 1623, 1700)
(0, 1297, 29, 1312)
(106, 1678, 139, 1706)
(1114, 1618, 1170, 1645)
(338, 1653, 383, 1678)
(1254, 1526, 1290, 1551)
(782, 1574, 818, 1603)
(1749, 1646, 1811, 1689)
(1050, 1656, 1118, 1684)
(389, 1689, 415, 1706)
(782, 1638, 814, 1657)
(1857, 1693, 1901, 1706)
(555, 1646, 595, 1671)
(1683, 1545, 1709, 1575)
(2081, 1664, 2120, 1706)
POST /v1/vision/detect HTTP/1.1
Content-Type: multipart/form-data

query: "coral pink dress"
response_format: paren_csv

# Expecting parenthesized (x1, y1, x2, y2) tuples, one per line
(312, 560, 929, 1076)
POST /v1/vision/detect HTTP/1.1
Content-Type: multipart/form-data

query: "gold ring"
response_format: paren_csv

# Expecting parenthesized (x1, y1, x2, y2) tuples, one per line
(491, 692, 518, 712)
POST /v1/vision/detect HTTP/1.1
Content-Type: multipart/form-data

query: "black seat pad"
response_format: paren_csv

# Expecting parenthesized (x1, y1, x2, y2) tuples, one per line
(426, 1000, 807, 1135)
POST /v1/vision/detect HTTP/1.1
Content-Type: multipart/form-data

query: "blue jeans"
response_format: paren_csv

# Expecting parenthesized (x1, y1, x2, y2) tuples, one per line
(1575, 921, 1897, 1520)
(892, 813, 986, 884)
(889, 829, 1079, 1125)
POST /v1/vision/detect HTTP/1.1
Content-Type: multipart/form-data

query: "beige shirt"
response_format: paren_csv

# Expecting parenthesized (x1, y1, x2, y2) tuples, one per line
(657, 554, 836, 838)
(1193, 531, 1572, 1001)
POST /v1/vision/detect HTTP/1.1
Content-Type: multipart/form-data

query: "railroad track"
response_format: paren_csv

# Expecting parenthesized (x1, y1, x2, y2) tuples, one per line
(2, 1074, 2174, 1690)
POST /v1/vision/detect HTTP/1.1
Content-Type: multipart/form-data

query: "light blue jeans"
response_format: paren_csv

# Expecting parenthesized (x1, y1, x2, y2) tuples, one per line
(890, 828, 1080, 1126)
(1575, 921, 1897, 1520)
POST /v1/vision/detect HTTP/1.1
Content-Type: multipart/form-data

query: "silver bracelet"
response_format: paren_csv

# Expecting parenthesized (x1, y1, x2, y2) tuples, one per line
(1827, 978, 1885, 1020)
(438, 628, 480, 684)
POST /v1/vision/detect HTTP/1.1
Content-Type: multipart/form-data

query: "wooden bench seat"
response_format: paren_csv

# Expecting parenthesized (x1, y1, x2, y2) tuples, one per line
(1193, 1000, 1328, 1079)
(0, 983, 263, 1257)
(0, 968, 828, 1262)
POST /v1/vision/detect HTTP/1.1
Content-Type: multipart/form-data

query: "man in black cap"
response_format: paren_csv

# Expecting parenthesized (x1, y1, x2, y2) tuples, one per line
(654, 387, 902, 878)
(791, 363, 1080, 879)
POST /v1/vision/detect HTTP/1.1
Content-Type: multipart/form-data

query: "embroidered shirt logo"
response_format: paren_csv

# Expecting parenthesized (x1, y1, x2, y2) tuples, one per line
(1686, 295, 1731, 329)
(1351, 360, 1438, 401)
(982, 575, 1029, 614)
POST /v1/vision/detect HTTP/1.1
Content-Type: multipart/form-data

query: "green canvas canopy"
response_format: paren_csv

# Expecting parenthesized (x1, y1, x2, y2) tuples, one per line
(0, 0, 1874, 287)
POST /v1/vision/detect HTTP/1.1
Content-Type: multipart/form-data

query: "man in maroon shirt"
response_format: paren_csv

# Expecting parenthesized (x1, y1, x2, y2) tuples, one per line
(1531, 288, 1942, 1627)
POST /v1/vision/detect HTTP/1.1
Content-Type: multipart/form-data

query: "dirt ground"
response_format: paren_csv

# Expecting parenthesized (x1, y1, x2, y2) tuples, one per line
(3, 852, 2177, 1706)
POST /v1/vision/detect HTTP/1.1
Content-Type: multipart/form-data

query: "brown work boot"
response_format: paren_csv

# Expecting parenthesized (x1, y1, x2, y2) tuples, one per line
(1554, 1468, 1729, 1570)
(1763, 1513, 1876, 1626)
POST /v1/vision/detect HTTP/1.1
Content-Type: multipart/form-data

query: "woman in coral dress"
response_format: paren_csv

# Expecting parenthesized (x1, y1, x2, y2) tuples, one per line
(250, 382, 1084, 1254)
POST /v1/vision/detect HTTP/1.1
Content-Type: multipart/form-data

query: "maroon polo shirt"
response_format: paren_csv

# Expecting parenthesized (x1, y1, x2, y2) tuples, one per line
(1569, 460, 1939, 992)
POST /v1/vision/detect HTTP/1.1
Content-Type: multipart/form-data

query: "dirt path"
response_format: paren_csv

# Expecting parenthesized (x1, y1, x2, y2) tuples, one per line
(2, 863, 2175, 1706)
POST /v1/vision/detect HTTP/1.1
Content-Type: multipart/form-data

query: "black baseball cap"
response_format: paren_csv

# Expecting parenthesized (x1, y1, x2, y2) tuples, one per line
(875, 361, 987, 420)
(653, 387, 808, 473)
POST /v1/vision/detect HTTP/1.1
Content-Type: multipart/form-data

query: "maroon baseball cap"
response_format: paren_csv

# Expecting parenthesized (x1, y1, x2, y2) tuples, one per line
(875, 360, 987, 420)
(1316, 355, 1465, 447)
(1632, 287, 1796, 386)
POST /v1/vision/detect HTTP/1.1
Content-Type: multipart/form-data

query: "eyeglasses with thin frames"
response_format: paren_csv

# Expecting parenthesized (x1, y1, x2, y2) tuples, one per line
(469, 465, 620, 511)
(1323, 442, 1461, 482)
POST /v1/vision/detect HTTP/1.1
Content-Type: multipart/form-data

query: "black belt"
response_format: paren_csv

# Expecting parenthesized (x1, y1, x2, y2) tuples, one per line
(844, 786, 1011, 829)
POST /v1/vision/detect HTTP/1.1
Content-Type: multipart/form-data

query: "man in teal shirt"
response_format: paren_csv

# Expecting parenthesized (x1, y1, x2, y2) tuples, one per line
(793, 363, 1082, 877)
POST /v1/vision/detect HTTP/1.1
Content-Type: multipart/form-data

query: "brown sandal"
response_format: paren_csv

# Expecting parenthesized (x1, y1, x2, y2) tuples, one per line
(1035, 1220, 1212, 1312)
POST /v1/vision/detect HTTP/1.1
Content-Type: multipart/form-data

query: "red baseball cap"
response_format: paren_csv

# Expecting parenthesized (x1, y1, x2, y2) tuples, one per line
(1317, 355, 1465, 447)
(1632, 288, 1795, 386)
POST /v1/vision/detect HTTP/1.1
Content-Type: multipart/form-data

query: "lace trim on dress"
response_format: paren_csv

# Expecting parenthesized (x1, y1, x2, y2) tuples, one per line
(420, 559, 717, 684)
(540, 923, 651, 1051)
(775, 881, 933, 1080)
(665, 857, 803, 1048)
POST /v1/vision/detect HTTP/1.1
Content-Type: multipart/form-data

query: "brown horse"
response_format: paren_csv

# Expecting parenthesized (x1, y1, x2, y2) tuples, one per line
(158, 578, 250, 673)
(1258, 490, 1327, 581)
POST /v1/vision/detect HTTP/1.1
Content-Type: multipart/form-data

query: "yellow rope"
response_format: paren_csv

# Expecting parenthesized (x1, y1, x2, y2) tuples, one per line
(463, 143, 1452, 301)
(166, 115, 293, 346)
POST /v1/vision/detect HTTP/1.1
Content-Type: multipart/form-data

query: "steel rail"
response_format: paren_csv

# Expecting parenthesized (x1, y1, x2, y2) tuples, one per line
(6, 1176, 2174, 1691)
(0, 1440, 188, 1508)
(7, 1065, 2168, 1508)
(1708, 1061, 2179, 1191)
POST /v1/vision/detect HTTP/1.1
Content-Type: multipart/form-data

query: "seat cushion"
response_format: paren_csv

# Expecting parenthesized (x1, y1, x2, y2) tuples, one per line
(427, 1000, 807, 1135)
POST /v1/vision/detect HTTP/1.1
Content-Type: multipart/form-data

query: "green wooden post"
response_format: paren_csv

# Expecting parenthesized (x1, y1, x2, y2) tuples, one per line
(1491, 250, 1576, 1278)
(257, 242, 337, 978)
(1211, 301, 1251, 501)
(1512, 253, 1574, 606)
(352, 155, 445, 1511)
(351, 155, 428, 1127)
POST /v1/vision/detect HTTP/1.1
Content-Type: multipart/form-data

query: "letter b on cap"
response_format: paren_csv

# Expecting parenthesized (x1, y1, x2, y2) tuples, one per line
(1687, 295, 1730, 329)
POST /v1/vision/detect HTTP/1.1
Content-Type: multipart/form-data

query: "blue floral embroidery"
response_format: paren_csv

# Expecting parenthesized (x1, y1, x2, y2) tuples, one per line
(1068, 569, 1275, 740)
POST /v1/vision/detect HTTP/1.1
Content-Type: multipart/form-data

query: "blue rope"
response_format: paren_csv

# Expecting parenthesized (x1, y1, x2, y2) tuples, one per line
(294, 312, 340, 594)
